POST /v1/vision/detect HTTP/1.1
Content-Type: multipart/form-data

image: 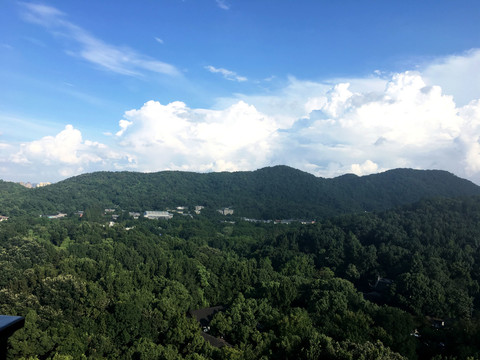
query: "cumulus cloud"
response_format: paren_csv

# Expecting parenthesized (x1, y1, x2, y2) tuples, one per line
(272, 71, 478, 180)
(351, 160, 379, 176)
(205, 65, 247, 82)
(7, 125, 132, 181)
(219, 76, 387, 129)
(458, 100, 480, 175)
(12, 125, 101, 165)
(5, 69, 480, 184)
(423, 49, 480, 106)
(20, 3, 180, 76)
(115, 100, 276, 172)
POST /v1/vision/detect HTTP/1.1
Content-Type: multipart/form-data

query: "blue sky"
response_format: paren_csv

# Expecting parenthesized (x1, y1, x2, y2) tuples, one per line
(1, 1, 480, 183)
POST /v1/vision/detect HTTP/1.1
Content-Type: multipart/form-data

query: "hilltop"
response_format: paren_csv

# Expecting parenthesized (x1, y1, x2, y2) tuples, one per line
(1, 166, 479, 218)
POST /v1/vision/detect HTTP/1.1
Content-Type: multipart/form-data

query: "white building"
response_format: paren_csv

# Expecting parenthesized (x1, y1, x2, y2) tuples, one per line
(129, 212, 141, 219)
(218, 208, 234, 215)
(47, 213, 67, 219)
(144, 211, 173, 220)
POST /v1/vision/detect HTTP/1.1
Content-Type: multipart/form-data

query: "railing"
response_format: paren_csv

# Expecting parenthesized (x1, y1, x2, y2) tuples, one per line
(0, 316, 25, 360)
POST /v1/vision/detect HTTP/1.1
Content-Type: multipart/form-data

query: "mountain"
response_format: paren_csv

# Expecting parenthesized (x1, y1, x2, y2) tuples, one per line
(1, 166, 479, 218)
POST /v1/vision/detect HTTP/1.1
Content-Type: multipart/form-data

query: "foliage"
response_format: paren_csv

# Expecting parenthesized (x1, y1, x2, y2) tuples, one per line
(2, 170, 480, 358)
(1, 166, 479, 219)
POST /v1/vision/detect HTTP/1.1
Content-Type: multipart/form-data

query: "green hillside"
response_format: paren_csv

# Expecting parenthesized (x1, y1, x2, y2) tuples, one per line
(1, 166, 479, 218)
(3, 192, 480, 358)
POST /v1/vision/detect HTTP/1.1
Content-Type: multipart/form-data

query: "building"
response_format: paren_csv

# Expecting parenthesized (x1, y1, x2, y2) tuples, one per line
(46, 213, 67, 219)
(144, 211, 173, 220)
(195, 206, 204, 214)
(129, 212, 140, 219)
(18, 182, 51, 188)
(170, 206, 188, 214)
(0, 215, 8, 222)
(218, 208, 234, 215)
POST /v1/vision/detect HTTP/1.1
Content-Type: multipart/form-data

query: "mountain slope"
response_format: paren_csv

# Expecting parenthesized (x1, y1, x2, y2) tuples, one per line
(1, 166, 479, 218)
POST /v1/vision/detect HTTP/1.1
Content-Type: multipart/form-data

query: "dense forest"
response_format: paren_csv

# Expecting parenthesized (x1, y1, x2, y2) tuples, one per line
(2, 168, 480, 359)
(1, 166, 479, 219)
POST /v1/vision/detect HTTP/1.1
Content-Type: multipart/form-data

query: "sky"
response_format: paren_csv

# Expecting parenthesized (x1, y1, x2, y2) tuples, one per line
(1, 1, 480, 184)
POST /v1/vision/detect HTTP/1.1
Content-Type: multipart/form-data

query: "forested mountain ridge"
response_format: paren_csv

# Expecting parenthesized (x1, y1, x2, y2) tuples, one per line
(3, 170, 480, 359)
(1, 166, 480, 218)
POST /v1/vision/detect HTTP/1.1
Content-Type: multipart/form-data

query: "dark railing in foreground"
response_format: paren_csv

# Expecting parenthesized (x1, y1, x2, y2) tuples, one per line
(0, 316, 25, 360)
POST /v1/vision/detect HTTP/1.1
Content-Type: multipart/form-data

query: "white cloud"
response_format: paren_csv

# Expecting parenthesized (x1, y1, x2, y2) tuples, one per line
(422, 49, 480, 106)
(20, 3, 64, 26)
(271, 71, 478, 181)
(200, 56, 480, 183)
(115, 100, 276, 172)
(458, 100, 480, 175)
(154, 37, 164, 44)
(215, 76, 386, 129)
(105, 68, 480, 183)
(216, 0, 230, 10)
(11, 124, 112, 165)
(351, 160, 379, 176)
(4, 37, 480, 184)
(5, 69, 480, 184)
(205, 65, 247, 82)
(20, 3, 180, 77)
(6, 125, 132, 181)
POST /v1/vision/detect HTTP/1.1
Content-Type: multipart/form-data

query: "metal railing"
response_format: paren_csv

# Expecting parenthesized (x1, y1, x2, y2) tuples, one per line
(0, 316, 25, 360)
